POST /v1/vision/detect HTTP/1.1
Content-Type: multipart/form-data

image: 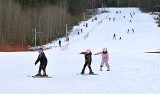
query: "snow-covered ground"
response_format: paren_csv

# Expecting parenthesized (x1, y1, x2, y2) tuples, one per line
(0, 8, 160, 94)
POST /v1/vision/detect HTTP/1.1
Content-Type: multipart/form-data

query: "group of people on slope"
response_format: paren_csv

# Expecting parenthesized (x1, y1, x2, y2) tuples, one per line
(79, 48, 110, 75)
(34, 47, 110, 76)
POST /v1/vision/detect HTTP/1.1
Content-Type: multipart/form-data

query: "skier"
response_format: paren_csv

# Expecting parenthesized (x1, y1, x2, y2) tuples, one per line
(127, 29, 129, 33)
(130, 13, 133, 18)
(79, 49, 94, 75)
(86, 23, 88, 27)
(59, 40, 61, 47)
(123, 15, 125, 18)
(81, 29, 83, 33)
(132, 28, 134, 33)
(94, 48, 110, 71)
(113, 18, 116, 22)
(119, 37, 122, 40)
(129, 19, 132, 23)
(67, 37, 69, 42)
(35, 48, 48, 76)
(113, 33, 116, 40)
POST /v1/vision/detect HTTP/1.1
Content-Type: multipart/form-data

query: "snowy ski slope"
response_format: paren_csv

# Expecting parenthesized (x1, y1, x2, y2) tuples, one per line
(0, 8, 160, 94)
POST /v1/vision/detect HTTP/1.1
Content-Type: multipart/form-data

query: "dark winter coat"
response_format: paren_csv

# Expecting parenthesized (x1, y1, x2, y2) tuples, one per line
(80, 52, 92, 64)
(35, 52, 47, 66)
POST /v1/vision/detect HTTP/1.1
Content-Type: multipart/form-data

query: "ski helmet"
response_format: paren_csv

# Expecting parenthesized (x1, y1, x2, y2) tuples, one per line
(86, 49, 91, 54)
(103, 48, 107, 52)
(38, 48, 43, 53)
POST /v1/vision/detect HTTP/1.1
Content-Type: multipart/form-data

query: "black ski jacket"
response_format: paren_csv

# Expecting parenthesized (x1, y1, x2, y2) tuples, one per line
(80, 52, 92, 64)
(35, 52, 47, 65)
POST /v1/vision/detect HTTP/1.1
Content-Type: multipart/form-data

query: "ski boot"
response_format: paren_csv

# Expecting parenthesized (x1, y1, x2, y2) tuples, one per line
(81, 69, 85, 75)
(35, 71, 42, 76)
(89, 71, 94, 74)
(80, 72, 85, 75)
(42, 71, 48, 77)
(89, 68, 94, 74)
(107, 67, 110, 71)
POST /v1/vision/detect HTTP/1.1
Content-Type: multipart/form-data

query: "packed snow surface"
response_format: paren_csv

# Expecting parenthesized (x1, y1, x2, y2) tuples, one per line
(0, 8, 160, 94)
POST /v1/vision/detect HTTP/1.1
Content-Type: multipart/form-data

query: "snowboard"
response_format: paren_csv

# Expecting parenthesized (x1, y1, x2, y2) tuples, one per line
(76, 73, 98, 75)
(27, 75, 52, 78)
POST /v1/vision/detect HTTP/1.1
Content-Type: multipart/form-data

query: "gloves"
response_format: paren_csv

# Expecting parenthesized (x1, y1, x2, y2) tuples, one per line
(35, 62, 37, 66)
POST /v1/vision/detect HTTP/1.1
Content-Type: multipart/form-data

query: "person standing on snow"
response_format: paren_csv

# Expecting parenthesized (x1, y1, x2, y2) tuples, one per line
(35, 48, 48, 76)
(123, 15, 125, 18)
(127, 29, 129, 33)
(59, 40, 61, 47)
(113, 33, 116, 40)
(132, 28, 134, 33)
(79, 49, 94, 75)
(94, 48, 110, 71)
(113, 18, 116, 22)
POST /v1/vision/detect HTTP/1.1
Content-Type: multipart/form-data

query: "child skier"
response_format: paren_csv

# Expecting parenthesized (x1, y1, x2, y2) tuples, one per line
(94, 48, 110, 71)
(79, 49, 94, 75)
(35, 48, 48, 76)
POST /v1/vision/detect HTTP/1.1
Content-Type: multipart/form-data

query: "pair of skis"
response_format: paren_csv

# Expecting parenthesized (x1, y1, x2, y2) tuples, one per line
(27, 75, 52, 78)
(27, 73, 98, 78)
(76, 73, 98, 75)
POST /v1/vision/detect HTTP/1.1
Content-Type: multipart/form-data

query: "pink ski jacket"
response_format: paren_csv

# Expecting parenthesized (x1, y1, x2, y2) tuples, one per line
(94, 52, 109, 61)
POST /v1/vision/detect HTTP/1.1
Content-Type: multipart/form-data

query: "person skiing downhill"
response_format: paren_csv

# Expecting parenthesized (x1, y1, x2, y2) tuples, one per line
(79, 49, 94, 75)
(94, 48, 110, 71)
(35, 48, 48, 76)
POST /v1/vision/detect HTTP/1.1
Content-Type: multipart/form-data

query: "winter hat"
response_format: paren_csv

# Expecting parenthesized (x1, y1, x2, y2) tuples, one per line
(103, 48, 107, 52)
(86, 49, 91, 54)
(38, 48, 43, 53)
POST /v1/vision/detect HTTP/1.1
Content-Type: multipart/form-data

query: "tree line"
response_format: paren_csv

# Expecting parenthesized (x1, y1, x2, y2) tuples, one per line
(0, 0, 159, 46)
(0, 0, 72, 46)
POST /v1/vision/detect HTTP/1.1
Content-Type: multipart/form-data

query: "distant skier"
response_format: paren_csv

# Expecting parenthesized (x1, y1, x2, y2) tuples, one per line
(113, 33, 116, 40)
(59, 40, 61, 47)
(127, 29, 129, 33)
(92, 19, 94, 22)
(113, 18, 116, 22)
(94, 48, 110, 71)
(35, 48, 48, 76)
(79, 49, 94, 75)
(81, 29, 83, 33)
(119, 37, 122, 40)
(130, 13, 133, 18)
(129, 20, 132, 23)
(132, 28, 134, 33)
(67, 37, 69, 42)
(86, 23, 88, 27)
(123, 15, 125, 18)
